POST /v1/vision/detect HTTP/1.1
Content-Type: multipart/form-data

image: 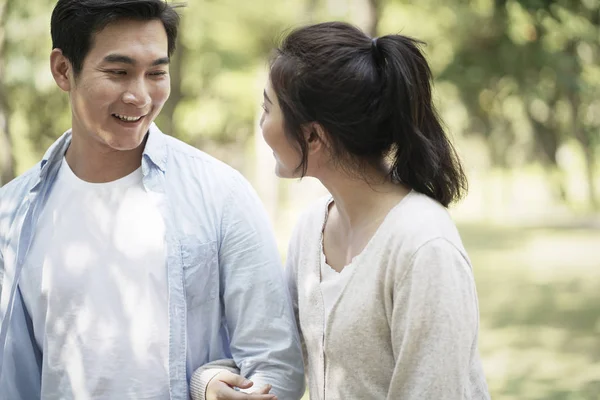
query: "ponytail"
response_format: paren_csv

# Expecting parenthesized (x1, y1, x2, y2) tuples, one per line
(375, 35, 467, 207)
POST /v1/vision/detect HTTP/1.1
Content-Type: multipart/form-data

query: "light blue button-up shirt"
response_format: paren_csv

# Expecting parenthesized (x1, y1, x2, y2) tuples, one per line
(0, 124, 305, 400)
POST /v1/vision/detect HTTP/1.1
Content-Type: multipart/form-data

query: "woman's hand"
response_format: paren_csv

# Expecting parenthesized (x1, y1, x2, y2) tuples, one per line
(206, 371, 278, 400)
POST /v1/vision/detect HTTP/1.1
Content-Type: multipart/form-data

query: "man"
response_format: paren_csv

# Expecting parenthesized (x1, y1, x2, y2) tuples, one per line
(0, 1, 304, 399)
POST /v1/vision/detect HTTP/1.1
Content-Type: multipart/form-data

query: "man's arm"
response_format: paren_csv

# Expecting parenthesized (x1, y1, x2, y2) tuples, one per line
(0, 287, 43, 399)
(0, 248, 4, 300)
(190, 207, 309, 400)
(214, 174, 305, 399)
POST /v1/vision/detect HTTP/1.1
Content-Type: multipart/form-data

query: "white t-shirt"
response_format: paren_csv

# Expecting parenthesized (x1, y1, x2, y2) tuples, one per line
(319, 203, 356, 333)
(319, 251, 356, 330)
(19, 158, 169, 399)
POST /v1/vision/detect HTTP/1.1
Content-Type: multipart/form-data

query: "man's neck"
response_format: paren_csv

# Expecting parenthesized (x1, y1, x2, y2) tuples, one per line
(65, 134, 146, 183)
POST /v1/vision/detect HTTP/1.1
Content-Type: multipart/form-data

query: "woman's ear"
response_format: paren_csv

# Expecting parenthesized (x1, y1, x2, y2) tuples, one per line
(303, 122, 328, 155)
(50, 49, 73, 92)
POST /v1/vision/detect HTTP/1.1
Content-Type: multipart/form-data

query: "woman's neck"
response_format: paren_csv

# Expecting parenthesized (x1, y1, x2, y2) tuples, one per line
(317, 166, 410, 231)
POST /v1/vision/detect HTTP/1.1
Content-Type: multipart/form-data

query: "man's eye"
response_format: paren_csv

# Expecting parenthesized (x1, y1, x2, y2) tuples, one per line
(108, 70, 127, 75)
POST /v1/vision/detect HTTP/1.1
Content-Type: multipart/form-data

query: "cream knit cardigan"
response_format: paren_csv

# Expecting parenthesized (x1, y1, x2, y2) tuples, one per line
(286, 191, 490, 399)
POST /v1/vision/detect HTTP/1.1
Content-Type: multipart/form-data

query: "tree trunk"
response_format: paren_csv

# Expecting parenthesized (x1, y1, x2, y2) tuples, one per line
(0, 0, 15, 186)
(364, 0, 380, 37)
(566, 41, 598, 210)
(582, 132, 598, 210)
(569, 94, 598, 210)
(305, 0, 319, 21)
(527, 96, 567, 202)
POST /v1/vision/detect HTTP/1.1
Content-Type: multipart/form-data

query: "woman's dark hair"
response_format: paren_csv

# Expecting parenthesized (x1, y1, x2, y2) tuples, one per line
(51, 0, 184, 75)
(269, 21, 467, 207)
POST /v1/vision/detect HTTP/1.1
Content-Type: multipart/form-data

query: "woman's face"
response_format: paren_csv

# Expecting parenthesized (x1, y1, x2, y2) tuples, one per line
(259, 80, 303, 179)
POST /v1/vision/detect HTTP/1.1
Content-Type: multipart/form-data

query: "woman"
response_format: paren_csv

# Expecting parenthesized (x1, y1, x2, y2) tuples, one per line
(259, 22, 490, 399)
(191, 21, 490, 400)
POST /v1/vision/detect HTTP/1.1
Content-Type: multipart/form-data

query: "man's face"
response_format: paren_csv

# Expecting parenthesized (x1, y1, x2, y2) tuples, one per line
(68, 18, 171, 152)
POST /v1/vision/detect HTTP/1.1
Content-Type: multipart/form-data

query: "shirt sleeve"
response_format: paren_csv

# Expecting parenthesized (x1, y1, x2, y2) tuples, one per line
(0, 248, 4, 301)
(387, 238, 486, 399)
(217, 174, 305, 399)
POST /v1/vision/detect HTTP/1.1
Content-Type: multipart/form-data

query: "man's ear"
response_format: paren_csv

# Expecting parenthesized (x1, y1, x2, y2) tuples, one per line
(303, 122, 328, 156)
(50, 49, 73, 92)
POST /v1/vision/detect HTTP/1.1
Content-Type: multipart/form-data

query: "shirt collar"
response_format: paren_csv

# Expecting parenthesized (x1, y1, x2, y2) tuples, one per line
(40, 130, 72, 179)
(38, 122, 168, 178)
(142, 123, 167, 172)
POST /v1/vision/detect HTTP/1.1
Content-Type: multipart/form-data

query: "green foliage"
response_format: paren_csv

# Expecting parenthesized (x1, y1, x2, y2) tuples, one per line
(433, 0, 599, 206)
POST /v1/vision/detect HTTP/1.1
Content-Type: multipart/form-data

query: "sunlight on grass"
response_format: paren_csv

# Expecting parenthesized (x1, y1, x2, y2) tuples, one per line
(464, 223, 600, 399)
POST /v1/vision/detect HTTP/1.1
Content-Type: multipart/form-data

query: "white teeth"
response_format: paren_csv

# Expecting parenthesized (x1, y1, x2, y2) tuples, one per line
(114, 114, 142, 122)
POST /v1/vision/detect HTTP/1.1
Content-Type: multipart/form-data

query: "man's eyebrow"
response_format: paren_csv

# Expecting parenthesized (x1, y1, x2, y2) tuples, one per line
(102, 54, 170, 66)
(151, 57, 170, 66)
(263, 90, 273, 104)
(103, 54, 136, 65)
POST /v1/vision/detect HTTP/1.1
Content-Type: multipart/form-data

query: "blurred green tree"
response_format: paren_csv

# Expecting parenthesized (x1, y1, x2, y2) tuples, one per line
(0, 0, 14, 185)
(439, 0, 599, 208)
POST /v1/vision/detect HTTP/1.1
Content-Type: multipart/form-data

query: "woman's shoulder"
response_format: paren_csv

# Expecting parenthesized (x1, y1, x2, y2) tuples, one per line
(290, 195, 331, 239)
(285, 195, 331, 269)
(382, 190, 467, 255)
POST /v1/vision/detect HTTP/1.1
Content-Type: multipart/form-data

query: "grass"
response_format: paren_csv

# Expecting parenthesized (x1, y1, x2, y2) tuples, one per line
(462, 222, 600, 399)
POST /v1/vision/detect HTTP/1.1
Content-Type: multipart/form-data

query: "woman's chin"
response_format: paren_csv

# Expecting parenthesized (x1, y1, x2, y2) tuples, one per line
(274, 165, 293, 179)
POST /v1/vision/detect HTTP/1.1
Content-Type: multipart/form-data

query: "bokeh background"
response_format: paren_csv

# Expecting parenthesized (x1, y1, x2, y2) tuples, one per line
(1, 0, 599, 398)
